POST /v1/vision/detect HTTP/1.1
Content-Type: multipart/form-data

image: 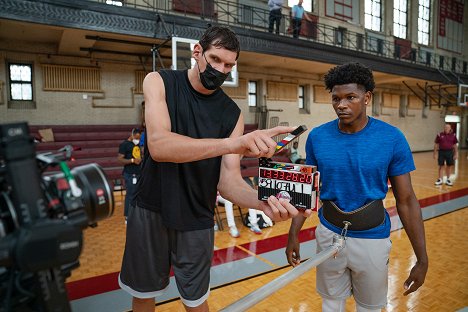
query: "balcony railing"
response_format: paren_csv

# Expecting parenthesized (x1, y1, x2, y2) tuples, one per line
(95, 0, 467, 77)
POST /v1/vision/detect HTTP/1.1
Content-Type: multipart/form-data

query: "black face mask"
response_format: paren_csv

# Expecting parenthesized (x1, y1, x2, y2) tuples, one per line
(199, 53, 229, 90)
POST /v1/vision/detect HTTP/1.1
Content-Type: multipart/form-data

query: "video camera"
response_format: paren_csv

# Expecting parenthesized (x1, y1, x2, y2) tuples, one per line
(0, 122, 114, 311)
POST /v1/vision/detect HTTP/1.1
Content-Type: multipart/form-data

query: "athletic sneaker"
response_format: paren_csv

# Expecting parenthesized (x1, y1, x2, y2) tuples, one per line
(434, 178, 443, 186)
(214, 223, 219, 231)
(229, 226, 240, 238)
(250, 224, 262, 235)
(446, 179, 453, 186)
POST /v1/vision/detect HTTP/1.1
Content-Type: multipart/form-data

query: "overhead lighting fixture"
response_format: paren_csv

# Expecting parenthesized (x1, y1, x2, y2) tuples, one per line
(106, 0, 123, 6)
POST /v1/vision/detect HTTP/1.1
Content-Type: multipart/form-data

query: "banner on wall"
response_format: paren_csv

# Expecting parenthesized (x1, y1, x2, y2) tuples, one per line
(437, 0, 464, 53)
(439, 0, 464, 36)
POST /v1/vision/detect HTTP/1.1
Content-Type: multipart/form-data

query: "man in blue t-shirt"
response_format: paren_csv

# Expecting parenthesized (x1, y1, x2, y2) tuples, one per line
(286, 63, 428, 311)
(291, 0, 313, 38)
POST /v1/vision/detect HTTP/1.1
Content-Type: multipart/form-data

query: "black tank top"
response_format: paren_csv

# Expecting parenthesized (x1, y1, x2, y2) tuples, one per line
(134, 69, 241, 231)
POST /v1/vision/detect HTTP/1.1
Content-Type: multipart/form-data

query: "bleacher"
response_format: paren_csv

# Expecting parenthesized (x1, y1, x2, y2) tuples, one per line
(30, 124, 138, 186)
(30, 123, 291, 190)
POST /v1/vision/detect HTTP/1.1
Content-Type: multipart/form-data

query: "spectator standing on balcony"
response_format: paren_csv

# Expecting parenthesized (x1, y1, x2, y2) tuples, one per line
(268, 0, 284, 34)
(117, 128, 142, 221)
(434, 123, 458, 186)
(291, 0, 312, 38)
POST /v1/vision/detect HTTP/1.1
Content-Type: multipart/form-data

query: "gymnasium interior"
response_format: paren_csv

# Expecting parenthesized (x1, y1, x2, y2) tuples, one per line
(0, 0, 467, 311)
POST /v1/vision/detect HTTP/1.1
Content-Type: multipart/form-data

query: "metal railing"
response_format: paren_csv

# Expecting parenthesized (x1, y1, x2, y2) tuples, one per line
(94, 0, 467, 78)
(220, 234, 345, 311)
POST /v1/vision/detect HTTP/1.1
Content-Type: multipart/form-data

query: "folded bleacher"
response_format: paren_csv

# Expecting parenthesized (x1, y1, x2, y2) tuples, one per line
(30, 123, 290, 190)
(30, 124, 138, 186)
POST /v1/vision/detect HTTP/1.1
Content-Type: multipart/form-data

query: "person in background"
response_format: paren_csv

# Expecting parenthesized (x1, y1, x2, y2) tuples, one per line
(117, 128, 142, 222)
(243, 177, 264, 234)
(217, 191, 264, 237)
(289, 141, 305, 164)
(268, 0, 284, 34)
(433, 123, 458, 186)
(291, 0, 313, 38)
(139, 101, 146, 152)
(216, 192, 241, 237)
(286, 63, 428, 312)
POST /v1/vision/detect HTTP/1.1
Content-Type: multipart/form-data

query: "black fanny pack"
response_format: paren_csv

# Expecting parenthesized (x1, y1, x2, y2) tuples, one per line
(321, 200, 385, 231)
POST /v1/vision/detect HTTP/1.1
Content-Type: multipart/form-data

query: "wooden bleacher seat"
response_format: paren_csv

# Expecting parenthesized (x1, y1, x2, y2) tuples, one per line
(33, 124, 138, 190)
(33, 123, 262, 190)
(35, 140, 122, 151)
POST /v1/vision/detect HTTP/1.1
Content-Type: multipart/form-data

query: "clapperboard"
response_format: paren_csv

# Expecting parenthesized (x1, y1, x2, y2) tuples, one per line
(257, 125, 320, 210)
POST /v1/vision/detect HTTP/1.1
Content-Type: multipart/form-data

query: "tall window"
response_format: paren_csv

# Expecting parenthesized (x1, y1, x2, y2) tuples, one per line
(298, 85, 305, 109)
(248, 81, 257, 107)
(9, 63, 33, 101)
(418, 0, 431, 45)
(365, 0, 382, 32)
(394, 0, 408, 38)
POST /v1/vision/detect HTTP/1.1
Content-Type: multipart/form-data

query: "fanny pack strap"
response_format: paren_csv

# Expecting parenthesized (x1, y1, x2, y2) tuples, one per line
(321, 200, 385, 231)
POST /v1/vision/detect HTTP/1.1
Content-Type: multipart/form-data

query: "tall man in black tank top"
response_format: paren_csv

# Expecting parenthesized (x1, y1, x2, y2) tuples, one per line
(119, 26, 312, 312)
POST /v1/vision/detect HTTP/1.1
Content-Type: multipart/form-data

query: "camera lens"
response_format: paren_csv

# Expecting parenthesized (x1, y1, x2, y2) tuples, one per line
(70, 164, 114, 224)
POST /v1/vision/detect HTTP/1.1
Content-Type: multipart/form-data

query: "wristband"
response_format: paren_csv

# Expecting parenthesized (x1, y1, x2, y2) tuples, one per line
(131, 158, 134, 164)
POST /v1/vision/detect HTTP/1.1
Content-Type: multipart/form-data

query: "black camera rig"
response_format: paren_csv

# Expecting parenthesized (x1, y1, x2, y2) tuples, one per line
(0, 122, 114, 312)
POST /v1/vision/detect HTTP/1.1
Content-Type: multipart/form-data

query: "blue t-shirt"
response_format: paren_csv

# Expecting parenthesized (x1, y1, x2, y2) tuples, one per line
(306, 117, 415, 238)
(139, 131, 145, 148)
(292, 5, 305, 19)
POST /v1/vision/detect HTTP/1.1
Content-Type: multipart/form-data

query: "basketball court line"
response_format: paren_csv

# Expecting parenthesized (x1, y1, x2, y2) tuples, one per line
(70, 189, 467, 311)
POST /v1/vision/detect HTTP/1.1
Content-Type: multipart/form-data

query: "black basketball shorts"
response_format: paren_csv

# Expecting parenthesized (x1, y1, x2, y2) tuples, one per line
(438, 149, 454, 166)
(119, 204, 214, 307)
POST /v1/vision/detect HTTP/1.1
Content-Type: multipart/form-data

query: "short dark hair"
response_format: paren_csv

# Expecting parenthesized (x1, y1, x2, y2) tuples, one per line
(199, 26, 240, 60)
(131, 128, 141, 135)
(324, 62, 375, 93)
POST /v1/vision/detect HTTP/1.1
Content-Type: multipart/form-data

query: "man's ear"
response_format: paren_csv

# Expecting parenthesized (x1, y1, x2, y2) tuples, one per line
(365, 91, 372, 105)
(193, 43, 202, 61)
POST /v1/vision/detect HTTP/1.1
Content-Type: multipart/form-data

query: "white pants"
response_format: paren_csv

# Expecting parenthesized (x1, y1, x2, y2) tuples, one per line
(315, 224, 391, 310)
(217, 195, 258, 227)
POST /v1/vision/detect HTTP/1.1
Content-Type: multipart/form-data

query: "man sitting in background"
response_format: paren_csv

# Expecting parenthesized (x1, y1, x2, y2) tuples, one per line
(289, 141, 305, 164)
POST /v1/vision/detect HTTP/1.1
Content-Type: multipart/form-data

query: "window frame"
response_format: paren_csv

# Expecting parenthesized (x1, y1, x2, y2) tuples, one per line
(333, 0, 353, 21)
(298, 84, 310, 114)
(365, 0, 383, 32)
(417, 0, 431, 45)
(248, 80, 257, 107)
(6, 60, 36, 109)
(393, 0, 408, 39)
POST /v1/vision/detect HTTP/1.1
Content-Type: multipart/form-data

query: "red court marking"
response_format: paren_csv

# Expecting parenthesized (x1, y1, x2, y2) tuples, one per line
(239, 227, 316, 255)
(67, 272, 119, 301)
(212, 246, 250, 265)
(387, 187, 468, 217)
(67, 247, 250, 300)
(67, 187, 468, 300)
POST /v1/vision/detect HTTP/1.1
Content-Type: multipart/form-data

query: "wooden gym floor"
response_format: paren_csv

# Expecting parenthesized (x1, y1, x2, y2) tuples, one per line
(67, 150, 468, 311)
